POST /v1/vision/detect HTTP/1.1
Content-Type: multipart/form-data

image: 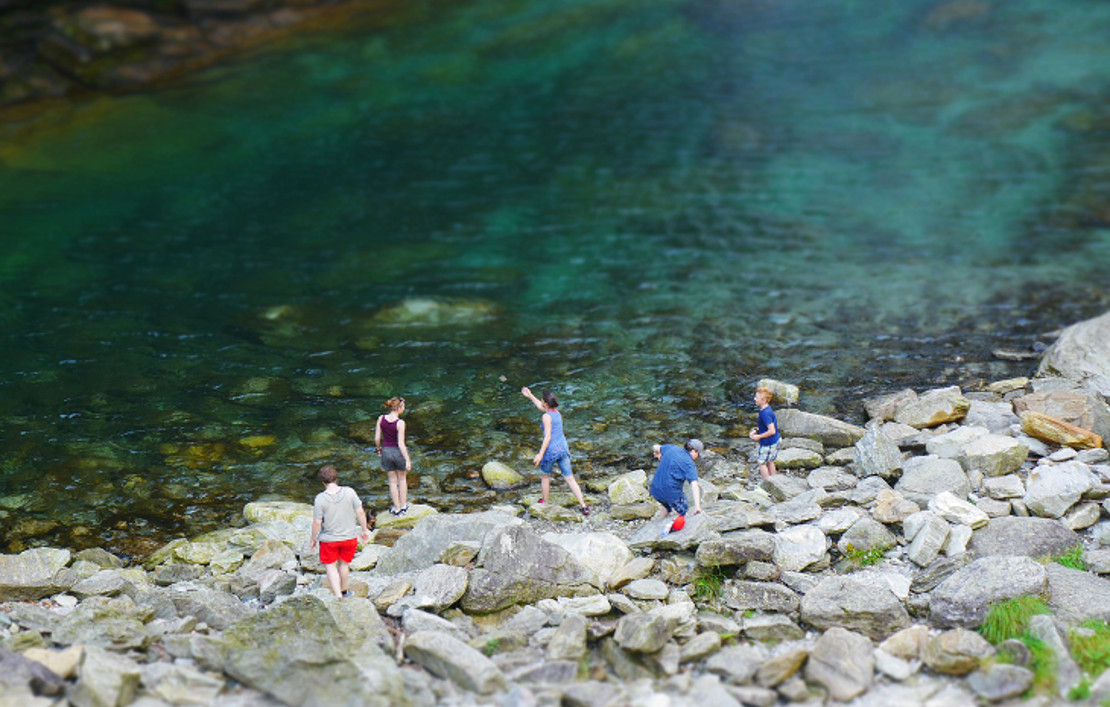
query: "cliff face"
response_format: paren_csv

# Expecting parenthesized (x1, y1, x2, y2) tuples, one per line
(0, 0, 362, 109)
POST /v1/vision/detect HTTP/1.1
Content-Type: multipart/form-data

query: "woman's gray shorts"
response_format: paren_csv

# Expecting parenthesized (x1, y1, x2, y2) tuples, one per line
(381, 447, 406, 471)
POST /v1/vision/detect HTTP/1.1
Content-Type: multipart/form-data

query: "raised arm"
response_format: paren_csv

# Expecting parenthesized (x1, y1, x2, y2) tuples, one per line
(522, 386, 546, 412)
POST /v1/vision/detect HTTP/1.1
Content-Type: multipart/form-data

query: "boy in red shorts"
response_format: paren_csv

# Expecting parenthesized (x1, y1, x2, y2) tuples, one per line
(310, 465, 371, 599)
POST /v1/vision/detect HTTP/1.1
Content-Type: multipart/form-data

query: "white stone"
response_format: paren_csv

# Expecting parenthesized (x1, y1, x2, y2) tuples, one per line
(926, 426, 989, 460)
(773, 525, 827, 572)
(1064, 503, 1102, 531)
(1024, 460, 1095, 518)
(928, 492, 989, 529)
(943, 524, 973, 556)
(874, 648, 918, 681)
(982, 475, 1024, 499)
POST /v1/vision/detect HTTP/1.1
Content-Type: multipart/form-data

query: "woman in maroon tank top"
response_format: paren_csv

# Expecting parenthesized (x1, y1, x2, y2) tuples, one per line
(375, 396, 412, 515)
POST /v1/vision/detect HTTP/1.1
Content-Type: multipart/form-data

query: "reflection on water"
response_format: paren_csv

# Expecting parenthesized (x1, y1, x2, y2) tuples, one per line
(1, 0, 1109, 555)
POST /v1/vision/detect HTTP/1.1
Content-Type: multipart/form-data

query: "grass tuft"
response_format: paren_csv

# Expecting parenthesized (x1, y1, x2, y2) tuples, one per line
(693, 566, 729, 603)
(1070, 620, 1110, 678)
(978, 596, 1050, 645)
(1022, 634, 1058, 695)
(842, 543, 886, 568)
(1054, 544, 1088, 571)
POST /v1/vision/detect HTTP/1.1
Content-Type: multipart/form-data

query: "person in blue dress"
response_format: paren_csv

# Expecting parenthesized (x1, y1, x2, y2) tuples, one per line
(522, 386, 589, 515)
(650, 439, 703, 534)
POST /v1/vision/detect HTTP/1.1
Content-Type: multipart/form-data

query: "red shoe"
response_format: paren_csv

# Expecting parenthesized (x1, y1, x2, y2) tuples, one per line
(671, 515, 686, 532)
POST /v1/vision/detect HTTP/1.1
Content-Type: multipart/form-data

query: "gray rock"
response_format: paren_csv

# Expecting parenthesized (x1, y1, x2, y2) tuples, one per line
(70, 570, 133, 599)
(775, 447, 823, 471)
(165, 583, 250, 629)
(804, 627, 874, 701)
(237, 539, 297, 582)
(865, 389, 919, 422)
(904, 511, 949, 567)
(925, 425, 989, 460)
(624, 578, 668, 601)
(73, 548, 124, 569)
(52, 595, 153, 651)
(609, 502, 656, 521)
(410, 563, 468, 613)
(723, 581, 799, 613)
(837, 517, 896, 555)
(894, 386, 970, 429)
(153, 565, 203, 586)
(928, 491, 989, 529)
(871, 490, 920, 524)
(768, 498, 822, 524)
(405, 630, 506, 694)
(818, 506, 867, 534)
(679, 631, 723, 663)
(704, 644, 762, 684)
(607, 557, 655, 590)
(0, 648, 65, 697)
(695, 531, 775, 567)
(375, 511, 523, 575)
(895, 455, 971, 506)
(149, 663, 225, 706)
(1027, 614, 1083, 696)
(69, 646, 141, 707)
(462, 524, 601, 613)
(742, 614, 804, 642)
(800, 575, 909, 640)
(929, 556, 1047, 628)
(873, 648, 916, 681)
(760, 474, 810, 502)
(541, 531, 632, 587)
(217, 595, 404, 706)
(964, 400, 1021, 434)
(1045, 563, 1110, 624)
(402, 609, 465, 639)
(775, 409, 865, 447)
(559, 594, 612, 616)
(967, 663, 1034, 702)
(613, 613, 673, 653)
(961, 433, 1029, 477)
(1024, 460, 1095, 518)
(1087, 548, 1110, 574)
(628, 512, 715, 551)
(258, 570, 297, 604)
(772, 524, 827, 572)
(561, 681, 626, 707)
(607, 469, 651, 505)
(756, 648, 808, 689)
(969, 516, 1079, 558)
(481, 461, 525, 490)
(854, 423, 904, 479)
(546, 613, 588, 660)
(982, 474, 1025, 499)
(1039, 310, 1110, 402)
(0, 548, 73, 601)
(922, 628, 995, 675)
(807, 466, 858, 491)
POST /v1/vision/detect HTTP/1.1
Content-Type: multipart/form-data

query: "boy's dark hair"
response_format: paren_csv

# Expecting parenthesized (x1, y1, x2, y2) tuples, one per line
(542, 390, 559, 409)
(318, 465, 338, 484)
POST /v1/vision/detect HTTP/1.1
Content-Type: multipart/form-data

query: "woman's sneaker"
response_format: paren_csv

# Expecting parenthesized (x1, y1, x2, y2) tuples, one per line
(398, 504, 409, 516)
(580, 505, 590, 516)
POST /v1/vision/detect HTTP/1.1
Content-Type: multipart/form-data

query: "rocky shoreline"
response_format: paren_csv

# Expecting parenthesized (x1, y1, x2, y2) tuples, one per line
(3, 309, 1110, 707)
(0, 0, 442, 114)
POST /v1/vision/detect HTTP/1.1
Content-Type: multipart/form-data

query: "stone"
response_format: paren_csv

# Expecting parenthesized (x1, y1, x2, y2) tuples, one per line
(541, 531, 632, 587)
(922, 629, 995, 675)
(480, 461, 525, 490)
(73, 548, 124, 569)
(1036, 310, 1110, 399)
(1064, 502, 1102, 530)
(0, 548, 73, 601)
(775, 447, 823, 470)
(1021, 411, 1102, 449)
(375, 503, 438, 529)
(723, 581, 799, 613)
(879, 625, 930, 660)
(607, 557, 655, 590)
(865, 389, 918, 422)
(402, 609, 464, 639)
(438, 541, 480, 567)
(966, 664, 1034, 702)
(695, 531, 775, 567)
(69, 646, 141, 707)
(258, 570, 297, 604)
(150, 663, 225, 705)
(983, 474, 1025, 499)
(609, 502, 658, 520)
(928, 491, 989, 529)
(929, 556, 1048, 627)
(961, 434, 1029, 477)
(760, 474, 810, 502)
(755, 647, 807, 688)
(1045, 563, 1110, 624)
(925, 425, 990, 460)
(607, 469, 651, 505)
(742, 614, 804, 642)
(70, 569, 133, 599)
(871, 490, 921, 524)
(0, 648, 65, 697)
(772, 524, 827, 571)
(1086, 548, 1110, 574)
(628, 512, 715, 551)
(562, 681, 626, 707)
(805, 627, 874, 701)
(854, 423, 904, 479)
(21, 645, 83, 681)
(964, 400, 1021, 434)
(52, 595, 152, 650)
(807, 465, 858, 490)
(1024, 460, 1095, 518)
(894, 386, 970, 428)
(942, 524, 973, 556)
(462, 524, 600, 613)
(679, 631, 722, 663)
(624, 578, 669, 601)
(818, 506, 867, 533)
(243, 501, 314, 525)
(837, 516, 896, 555)
(775, 409, 865, 446)
(216, 595, 403, 706)
(153, 565, 203, 586)
(969, 516, 1079, 558)
(614, 613, 673, 653)
(411, 563, 468, 613)
(375, 510, 523, 575)
(1014, 389, 1110, 443)
(894, 455, 971, 506)
(757, 378, 800, 406)
(1026, 614, 1083, 695)
(405, 630, 506, 694)
(874, 648, 916, 681)
(164, 583, 250, 629)
(546, 613, 588, 661)
(800, 575, 910, 640)
(350, 544, 386, 571)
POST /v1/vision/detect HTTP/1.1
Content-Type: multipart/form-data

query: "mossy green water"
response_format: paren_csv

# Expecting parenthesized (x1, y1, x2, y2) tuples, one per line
(1, 0, 1109, 553)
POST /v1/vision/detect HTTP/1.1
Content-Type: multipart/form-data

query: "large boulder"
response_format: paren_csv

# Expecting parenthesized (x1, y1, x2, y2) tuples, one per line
(894, 456, 970, 506)
(800, 575, 910, 640)
(405, 630, 506, 694)
(243, 501, 313, 525)
(1036, 310, 1110, 399)
(929, 556, 1048, 628)
(854, 423, 904, 479)
(541, 531, 632, 587)
(1023, 461, 1096, 518)
(969, 516, 1079, 558)
(775, 409, 865, 447)
(607, 470, 652, 505)
(213, 595, 403, 707)
(374, 511, 523, 575)
(1045, 564, 1110, 625)
(461, 524, 601, 613)
(894, 387, 970, 428)
(480, 461, 525, 490)
(1013, 390, 1110, 443)
(805, 627, 874, 701)
(0, 548, 73, 601)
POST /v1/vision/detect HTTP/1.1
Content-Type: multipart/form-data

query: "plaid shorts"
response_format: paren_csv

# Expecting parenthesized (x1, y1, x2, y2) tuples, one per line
(757, 441, 780, 464)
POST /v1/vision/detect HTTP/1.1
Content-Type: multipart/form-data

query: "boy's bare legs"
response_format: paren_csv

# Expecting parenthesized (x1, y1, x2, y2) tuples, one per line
(767, 460, 777, 477)
(324, 560, 350, 598)
(541, 474, 551, 503)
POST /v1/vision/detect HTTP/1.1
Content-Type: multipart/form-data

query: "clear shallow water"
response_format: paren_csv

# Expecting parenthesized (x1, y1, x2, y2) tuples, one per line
(1, 0, 1110, 555)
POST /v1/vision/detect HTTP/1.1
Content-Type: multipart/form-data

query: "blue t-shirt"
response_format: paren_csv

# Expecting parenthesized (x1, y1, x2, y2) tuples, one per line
(757, 406, 780, 446)
(541, 410, 570, 462)
(650, 444, 698, 508)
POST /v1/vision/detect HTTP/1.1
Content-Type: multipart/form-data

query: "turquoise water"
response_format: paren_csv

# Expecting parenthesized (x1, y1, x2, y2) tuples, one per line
(2, 0, 1110, 554)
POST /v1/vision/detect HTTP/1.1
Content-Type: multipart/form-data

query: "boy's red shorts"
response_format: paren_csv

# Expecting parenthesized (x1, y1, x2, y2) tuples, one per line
(319, 538, 358, 564)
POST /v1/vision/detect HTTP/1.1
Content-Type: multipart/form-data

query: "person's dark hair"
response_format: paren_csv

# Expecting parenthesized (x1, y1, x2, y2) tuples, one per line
(382, 396, 405, 411)
(542, 390, 559, 409)
(318, 465, 338, 484)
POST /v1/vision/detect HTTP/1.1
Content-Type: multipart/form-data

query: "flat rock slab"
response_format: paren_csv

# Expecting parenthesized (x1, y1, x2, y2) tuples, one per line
(1045, 563, 1110, 624)
(968, 516, 1078, 558)
(929, 556, 1047, 628)
(799, 575, 909, 640)
(405, 630, 506, 695)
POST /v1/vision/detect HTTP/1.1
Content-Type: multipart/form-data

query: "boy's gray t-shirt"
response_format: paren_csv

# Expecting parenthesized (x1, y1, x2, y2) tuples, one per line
(313, 486, 361, 542)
